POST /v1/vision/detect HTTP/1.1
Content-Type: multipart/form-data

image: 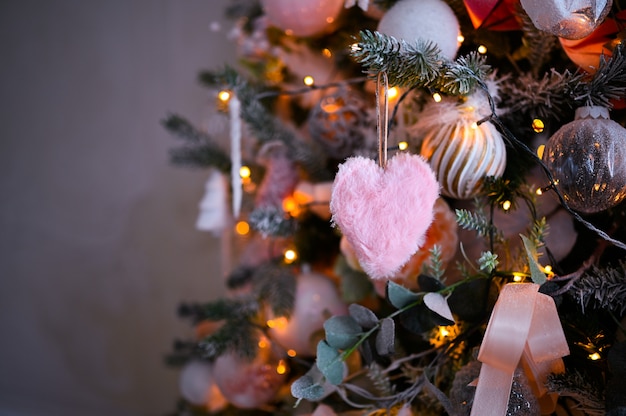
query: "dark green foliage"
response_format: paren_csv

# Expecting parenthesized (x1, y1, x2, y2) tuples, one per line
(572, 261, 626, 314)
(294, 213, 341, 267)
(447, 278, 490, 322)
(181, 298, 258, 323)
(162, 114, 231, 171)
(251, 263, 296, 318)
(198, 318, 259, 360)
(418, 274, 445, 292)
(336, 257, 375, 303)
(499, 43, 626, 122)
(248, 206, 297, 237)
(351, 30, 490, 95)
(547, 371, 605, 416)
(198, 68, 332, 181)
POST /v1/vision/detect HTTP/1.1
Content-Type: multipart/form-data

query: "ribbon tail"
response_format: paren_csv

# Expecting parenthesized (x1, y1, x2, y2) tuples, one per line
(470, 363, 514, 416)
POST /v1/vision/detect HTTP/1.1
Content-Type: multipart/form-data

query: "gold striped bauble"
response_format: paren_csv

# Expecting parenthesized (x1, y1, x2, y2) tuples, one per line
(420, 119, 507, 199)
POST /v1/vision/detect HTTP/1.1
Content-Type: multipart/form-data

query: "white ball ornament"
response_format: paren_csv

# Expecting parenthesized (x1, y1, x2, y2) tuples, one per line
(269, 271, 348, 356)
(417, 94, 507, 199)
(377, 0, 461, 60)
(261, 0, 344, 37)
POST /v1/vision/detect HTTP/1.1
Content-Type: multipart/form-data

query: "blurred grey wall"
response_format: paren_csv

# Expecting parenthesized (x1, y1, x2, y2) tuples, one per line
(0, 1, 234, 414)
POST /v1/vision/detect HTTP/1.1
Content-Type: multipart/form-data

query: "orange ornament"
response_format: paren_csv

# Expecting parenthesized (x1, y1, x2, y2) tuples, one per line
(560, 10, 626, 74)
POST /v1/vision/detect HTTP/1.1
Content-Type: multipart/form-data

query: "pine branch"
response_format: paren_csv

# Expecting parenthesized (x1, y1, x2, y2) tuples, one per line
(584, 43, 626, 107)
(163, 114, 231, 172)
(517, 7, 559, 76)
(438, 52, 491, 96)
(547, 371, 605, 416)
(198, 318, 259, 360)
(500, 43, 626, 120)
(248, 206, 297, 237)
(498, 70, 582, 120)
(180, 298, 259, 323)
(251, 263, 297, 318)
(350, 30, 490, 94)
(571, 261, 626, 315)
(199, 68, 332, 181)
(350, 30, 443, 88)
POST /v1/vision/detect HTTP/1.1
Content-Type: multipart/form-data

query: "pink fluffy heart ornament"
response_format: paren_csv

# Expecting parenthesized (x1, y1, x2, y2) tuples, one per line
(330, 153, 440, 279)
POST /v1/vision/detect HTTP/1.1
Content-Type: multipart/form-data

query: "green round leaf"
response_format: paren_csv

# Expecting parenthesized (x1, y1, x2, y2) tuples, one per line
(316, 340, 345, 385)
(324, 315, 362, 350)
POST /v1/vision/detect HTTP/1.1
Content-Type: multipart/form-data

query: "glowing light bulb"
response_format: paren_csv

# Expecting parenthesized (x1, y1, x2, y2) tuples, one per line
(398, 141, 408, 151)
(536, 187, 543, 196)
(266, 316, 289, 330)
(536, 144, 545, 160)
(502, 200, 511, 211)
(532, 118, 545, 133)
(388, 86, 399, 100)
(439, 327, 450, 337)
(258, 337, 269, 349)
(276, 359, 287, 374)
(589, 352, 601, 360)
(235, 221, 250, 236)
(239, 165, 251, 179)
(477, 45, 487, 54)
(457, 34, 465, 43)
(287, 349, 297, 357)
(282, 196, 300, 217)
(303, 75, 315, 86)
(284, 249, 298, 264)
(322, 48, 332, 58)
(432, 92, 442, 103)
(512, 272, 525, 282)
(471, 121, 478, 129)
(218, 90, 231, 102)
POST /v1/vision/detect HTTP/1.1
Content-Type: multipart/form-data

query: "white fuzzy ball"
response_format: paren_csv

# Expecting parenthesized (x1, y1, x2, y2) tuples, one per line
(377, 0, 460, 60)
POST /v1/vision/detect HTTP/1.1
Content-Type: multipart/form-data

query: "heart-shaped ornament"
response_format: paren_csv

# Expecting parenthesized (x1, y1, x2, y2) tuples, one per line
(330, 153, 440, 279)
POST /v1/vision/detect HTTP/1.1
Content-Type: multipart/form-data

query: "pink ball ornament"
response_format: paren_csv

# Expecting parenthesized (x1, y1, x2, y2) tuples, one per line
(542, 106, 626, 213)
(179, 360, 227, 411)
(261, 0, 344, 37)
(377, 0, 461, 60)
(212, 341, 287, 409)
(269, 271, 348, 356)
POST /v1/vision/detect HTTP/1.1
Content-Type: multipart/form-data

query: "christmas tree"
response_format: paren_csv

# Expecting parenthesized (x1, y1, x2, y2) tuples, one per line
(165, 0, 626, 414)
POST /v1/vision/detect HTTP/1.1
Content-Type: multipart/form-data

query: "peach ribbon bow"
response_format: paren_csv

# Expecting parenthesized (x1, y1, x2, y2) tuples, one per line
(470, 283, 570, 415)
